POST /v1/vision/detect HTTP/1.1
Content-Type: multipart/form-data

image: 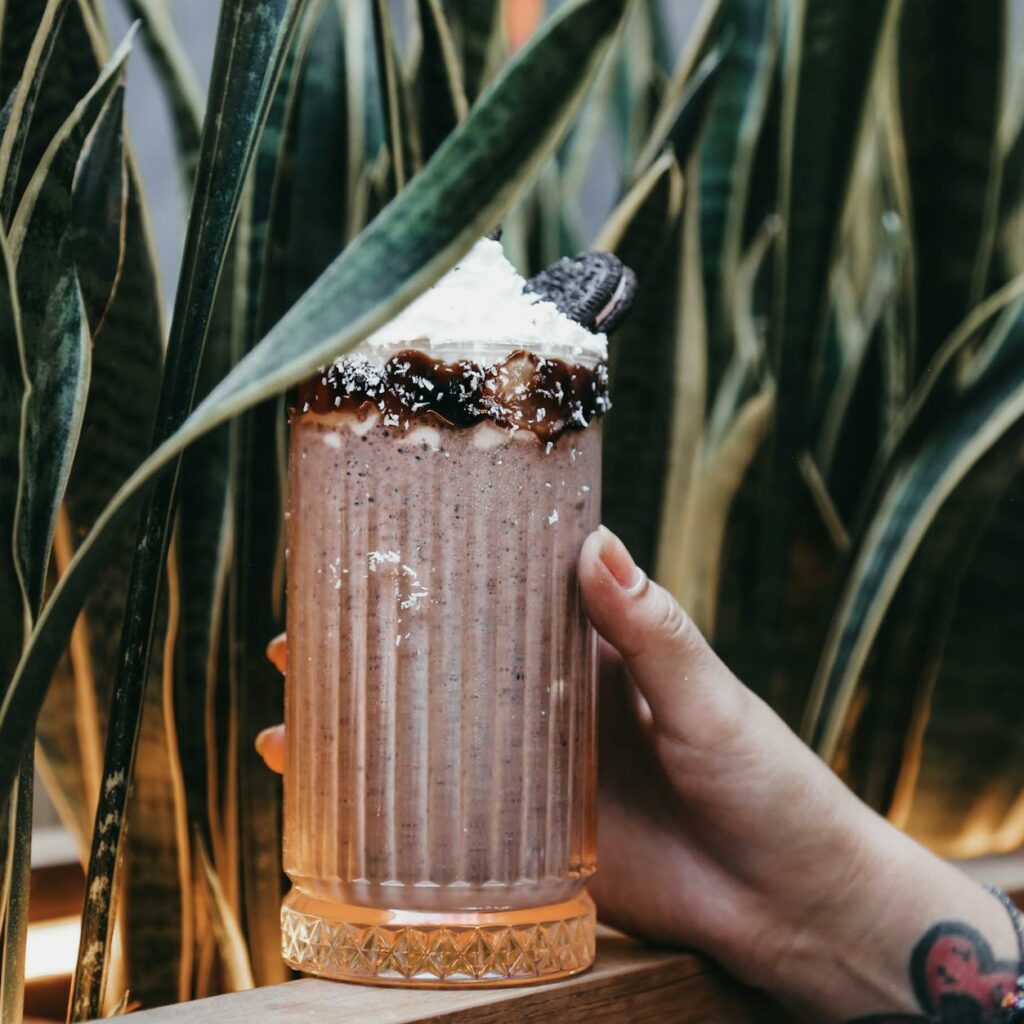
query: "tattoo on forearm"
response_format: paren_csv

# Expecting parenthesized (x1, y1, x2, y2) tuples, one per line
(846, 922, 1020, 1023)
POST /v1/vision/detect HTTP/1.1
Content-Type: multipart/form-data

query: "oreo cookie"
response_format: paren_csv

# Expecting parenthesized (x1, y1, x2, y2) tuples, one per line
(524, 251, 638, 335)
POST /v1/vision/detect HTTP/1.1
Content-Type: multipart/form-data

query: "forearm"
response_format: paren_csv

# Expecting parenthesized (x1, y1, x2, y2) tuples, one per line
(767, 811, 1022, 1022)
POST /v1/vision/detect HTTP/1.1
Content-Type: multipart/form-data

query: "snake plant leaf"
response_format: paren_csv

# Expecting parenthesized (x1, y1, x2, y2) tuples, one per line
(68, 83, 127, 338)
(699, 0, 776, 382)
(654, 166, 710, 605)
(601, 152, 686, 574)
(2, 50, 100, 1001)
(0, 230, 28, 1024)
(755, 0, 893, 696)
(175, 277, 234, 848)
(412, 0, 467, 162)
(264, 0, 348, 310)
(176, 18, 322, 972)
(443, 0, 504, 104)
(0, 88, 16, 143)
(231, 7, 351, 980)
(372, 0, 406, 191)
(841, 433, 1016, 825)
(774, 0, 893, 434)
(50, 40, 187, 1004)
(0, 0, 629, 808)
(612, 0, 661, 174)
(803, 306, 1024, 760)
(173, 2, 313, 853)
(225, 28, 309, 987)
(0, 234, 26, 687)
(29, 62, 131, 864)
(683, 387, 775, 637)
(0, 0, 68, 226)
(989, 118, 1024, 295)
(0, 0, 51, 108)
(9, 34, 128, 613)
(900, 468, 1024, 856)
(195, 837, 254, 991)
(644, 0, 673, 77)
(0, 756, 31, 1024)
(558, 39, 618, 247)
(119, 0, 203, 194)
(344, 0, 387, 234)
(38, 29, 219, 989)
(68, 0, 305, 1016)
(5, 0, 109, 223)
(57, 189, 179, 1009)
(632, 38, 729, 181)
(233, 395, 287, 986)
(636, 0, 723, 176)
(897, 0, 1005, 376)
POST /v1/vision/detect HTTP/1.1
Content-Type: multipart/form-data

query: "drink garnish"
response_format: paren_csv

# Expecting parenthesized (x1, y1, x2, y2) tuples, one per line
(524, 252, 637, 334)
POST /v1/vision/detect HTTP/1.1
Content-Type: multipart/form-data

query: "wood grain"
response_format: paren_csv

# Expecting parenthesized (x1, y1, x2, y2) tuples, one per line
(114, 928, 785, 1023)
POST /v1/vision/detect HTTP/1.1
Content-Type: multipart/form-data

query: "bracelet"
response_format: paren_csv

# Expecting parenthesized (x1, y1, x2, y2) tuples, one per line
(985, 884, 1024, 1021)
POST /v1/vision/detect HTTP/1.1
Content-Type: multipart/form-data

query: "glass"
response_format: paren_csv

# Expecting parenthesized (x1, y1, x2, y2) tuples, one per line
(280, 345, 603, 987)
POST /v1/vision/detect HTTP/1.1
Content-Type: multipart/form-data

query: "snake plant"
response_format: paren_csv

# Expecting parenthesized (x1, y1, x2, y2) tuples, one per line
(1, 0, 1023, 1017)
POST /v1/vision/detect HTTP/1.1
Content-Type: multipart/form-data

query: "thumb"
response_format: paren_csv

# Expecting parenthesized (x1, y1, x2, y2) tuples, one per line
(579, 526, 749, 746)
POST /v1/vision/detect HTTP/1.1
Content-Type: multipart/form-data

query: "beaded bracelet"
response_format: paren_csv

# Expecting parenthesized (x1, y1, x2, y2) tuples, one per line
(985, 885, 1024, 1021)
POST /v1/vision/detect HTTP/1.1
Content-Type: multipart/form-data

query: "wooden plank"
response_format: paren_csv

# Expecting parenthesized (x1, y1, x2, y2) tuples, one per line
(117, 929, 783, 1023)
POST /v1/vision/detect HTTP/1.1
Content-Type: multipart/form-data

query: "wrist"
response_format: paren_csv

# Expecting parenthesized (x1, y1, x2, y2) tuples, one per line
(747, 809, 1021, 1021)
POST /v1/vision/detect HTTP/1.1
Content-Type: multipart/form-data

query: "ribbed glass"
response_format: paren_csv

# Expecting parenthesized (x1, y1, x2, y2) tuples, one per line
(282, 409, 600, 986)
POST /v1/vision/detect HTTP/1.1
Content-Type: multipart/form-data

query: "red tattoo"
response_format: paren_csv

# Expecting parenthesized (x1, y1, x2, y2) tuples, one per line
(848, 923, 1019, 1023)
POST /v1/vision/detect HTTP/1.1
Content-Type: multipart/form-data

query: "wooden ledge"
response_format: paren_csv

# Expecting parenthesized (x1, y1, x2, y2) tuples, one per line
(119, 927, 788, 1023)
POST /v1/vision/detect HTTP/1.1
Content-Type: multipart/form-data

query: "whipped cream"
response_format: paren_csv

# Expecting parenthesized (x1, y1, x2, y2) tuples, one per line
(351, 238, 608, 365)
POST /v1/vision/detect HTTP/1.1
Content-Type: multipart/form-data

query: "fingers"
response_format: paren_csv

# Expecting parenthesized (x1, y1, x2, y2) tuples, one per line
(258, 636, 287, 772)
(579, 526, 749, 747)
(266, 632, 287, 674)
(255, 725, 285, 774)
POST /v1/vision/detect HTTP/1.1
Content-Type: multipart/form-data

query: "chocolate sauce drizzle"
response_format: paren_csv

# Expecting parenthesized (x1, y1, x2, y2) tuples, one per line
(295, 349, 610, 443)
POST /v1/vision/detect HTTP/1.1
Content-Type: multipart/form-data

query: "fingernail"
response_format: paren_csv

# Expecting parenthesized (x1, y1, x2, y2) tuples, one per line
(596, 525, 645, 592)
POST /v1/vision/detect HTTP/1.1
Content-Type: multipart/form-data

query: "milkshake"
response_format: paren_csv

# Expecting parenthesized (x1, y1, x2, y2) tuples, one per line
(281, 239, 618, 986)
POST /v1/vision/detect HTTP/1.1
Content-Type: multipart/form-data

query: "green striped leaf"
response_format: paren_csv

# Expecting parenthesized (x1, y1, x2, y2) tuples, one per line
(412, 0, 467, 161)
(119, 0, 203, 193)
(68, 80, 127, 337)
(0, 0, 68, 225)
(372, 0, 407, 190)
(0, 756, 31, 1024)
(4, 0, 108, 224)
(634, 0, 723, 177)
(755, 0, 894, 697)
(699, 0, 776, 387)
(601, 152, 686, 574)
(0, 223, 28, 1024)
(10, 34, 129, 614)
(633, 36, 729, 181)
(897, 0, 1005, 376)
(803, 306, 1024, 760)
(69, 1, 305, 1017)
(344, 0, 387, 234)
(443, 0, 503, 104)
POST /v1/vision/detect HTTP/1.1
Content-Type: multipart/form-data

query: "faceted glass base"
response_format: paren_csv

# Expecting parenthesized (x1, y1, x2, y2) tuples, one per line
(281, 890, 596, 987)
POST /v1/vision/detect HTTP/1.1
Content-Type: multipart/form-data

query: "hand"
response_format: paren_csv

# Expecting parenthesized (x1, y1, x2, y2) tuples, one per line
(576, 527, 1019, 1022)
(257, 528, 1020, 1022)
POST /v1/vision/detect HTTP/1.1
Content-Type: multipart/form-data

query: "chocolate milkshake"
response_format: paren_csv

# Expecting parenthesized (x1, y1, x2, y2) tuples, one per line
(281, 239, 621, 986)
